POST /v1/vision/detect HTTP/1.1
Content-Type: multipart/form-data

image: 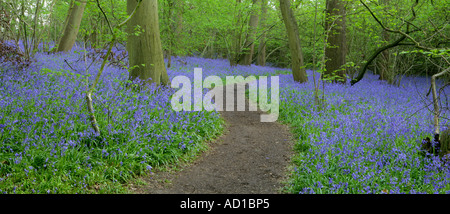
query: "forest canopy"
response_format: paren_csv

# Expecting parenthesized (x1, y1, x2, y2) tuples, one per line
(1, 0, 448, 78)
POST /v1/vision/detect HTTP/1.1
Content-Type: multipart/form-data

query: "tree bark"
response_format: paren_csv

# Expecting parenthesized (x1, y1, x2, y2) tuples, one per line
(279, 0, 308, 83)
(238, 0, 260, 66)
(127, 0, 169, 86)
(430, 68, 450, 159)
(165, 0, 174, 68)
(431, 67, 450, 135)
(230, 0, 242, 67)
(324, 0, 347, 83)
(57, 0, 86, 52)
(256, 0, 267, 66)
(173, 0, 184, 57)
(31, 0, 41, 52)
(377, 29, 392, 82)
(377, 0, 393, 83)
(165, 0, 184, 66)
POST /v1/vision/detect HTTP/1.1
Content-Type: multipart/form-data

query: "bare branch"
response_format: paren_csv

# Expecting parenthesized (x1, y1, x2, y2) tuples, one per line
(359, 0, 432, 51)
(431, 67, 450, 135)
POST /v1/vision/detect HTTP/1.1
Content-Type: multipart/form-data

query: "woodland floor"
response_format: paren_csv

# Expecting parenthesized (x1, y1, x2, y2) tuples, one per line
(132, 87, 295, 194)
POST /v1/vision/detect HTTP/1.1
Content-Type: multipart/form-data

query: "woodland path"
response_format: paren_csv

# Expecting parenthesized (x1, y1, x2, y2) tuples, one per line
(133, 87, 294, 194)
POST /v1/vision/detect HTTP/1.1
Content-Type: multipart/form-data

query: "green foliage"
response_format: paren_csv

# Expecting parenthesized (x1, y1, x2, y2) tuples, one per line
(4, 0, 448, 74)
(400, 49, 450, 58)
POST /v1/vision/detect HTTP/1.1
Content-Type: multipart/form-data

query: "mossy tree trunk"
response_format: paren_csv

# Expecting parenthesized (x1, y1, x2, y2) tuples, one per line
(238, 0, 260, 66)
(279, 0, 308, 83)
(377, 29, 394, 83)
(57, 0, 86, 52)
(127, 0, 169, 86)
(376, 0, 394, 84)
(256, 0, 267, 66)
(324, 0, 347, 83)
(230, 0, 242, 67)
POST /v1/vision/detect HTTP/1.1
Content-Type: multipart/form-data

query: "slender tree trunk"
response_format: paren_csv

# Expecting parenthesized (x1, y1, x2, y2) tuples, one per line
(0, 2, 3, 39)
(44, 0, 57, 51)
(0, 6, 2, 40)
(431, 67, 450, 135)
(230, 0, 242, 67)
(0, 2, 5, 40)
(20, 0, 27, 57)
(238, 0, 260, 66)
(165, 0, 174, 68)
(32, 0, 41, 52)
(256, 0, 267, 66)
(324, 0, 347, 83)
(90, 24, 97, 48)
(173, 0, 184, 57)
(127, 0, 169, 86)
(377, 0, 393, 83)
(57, 0, 86, 52)
(279, 0, 308, 83)
(207, 31, 216, 58)
(378, 29, 392, 82)
(165, 0, 184, 67)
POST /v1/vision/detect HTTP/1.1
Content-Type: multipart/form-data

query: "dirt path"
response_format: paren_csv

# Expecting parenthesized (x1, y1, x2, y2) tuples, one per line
(134, 87, 294, 194)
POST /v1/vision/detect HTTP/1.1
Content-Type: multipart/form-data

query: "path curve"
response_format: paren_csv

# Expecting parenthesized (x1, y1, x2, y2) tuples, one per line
(134, 87, 294, 194)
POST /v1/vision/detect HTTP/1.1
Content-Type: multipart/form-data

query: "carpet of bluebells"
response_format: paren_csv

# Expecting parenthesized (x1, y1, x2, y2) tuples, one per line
(279, 72, 450, 194)
(1, 42, 450, 194)
(0, 43, 226, 194)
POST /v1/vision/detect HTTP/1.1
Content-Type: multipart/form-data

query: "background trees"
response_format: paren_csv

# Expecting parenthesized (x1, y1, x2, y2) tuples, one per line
(238, 0, 261, 66)
(0, 0, 448, 85)
(256, 0, 268, 66)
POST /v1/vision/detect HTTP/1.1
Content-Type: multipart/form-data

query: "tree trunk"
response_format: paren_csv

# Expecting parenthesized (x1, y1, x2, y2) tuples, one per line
(32, 0, 41, 52)
(204, 31, 216, 58)
(230, 0, 242, 67)
(256, 0, 267, 66)
(0, 2, 3, 38)
(377, 29, 392, 82)
(173, 0, 184, 57)
(20, 0, 29, 58)
(164, 0, 174, 68)
(377, 0, 393, 84)
(57, 0, 86, 52)
(431, 67, 450, 135)
(238, 0, 260, 66)
(324, 0, 347, 83)
(127, 0, 169, 86)
(279, 0, 308, 83)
